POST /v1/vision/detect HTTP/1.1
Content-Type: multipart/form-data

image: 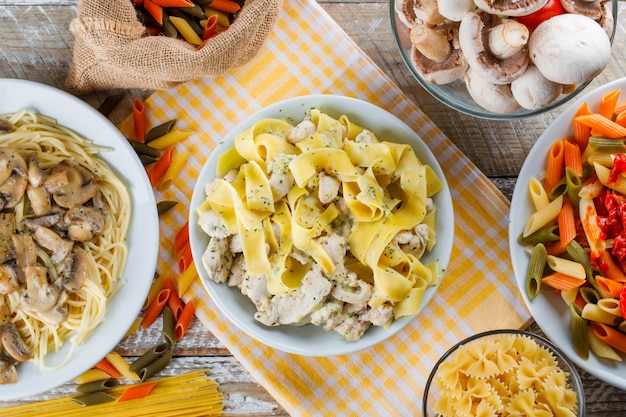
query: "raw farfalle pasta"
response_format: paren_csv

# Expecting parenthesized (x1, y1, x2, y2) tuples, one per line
(432, 334, 578, 417)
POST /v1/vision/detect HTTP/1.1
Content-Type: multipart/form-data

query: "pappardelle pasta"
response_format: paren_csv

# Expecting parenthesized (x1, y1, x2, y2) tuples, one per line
(197, 108, 443, 340)
(519, 88, 626, 363)
(0, 111, 130, 383)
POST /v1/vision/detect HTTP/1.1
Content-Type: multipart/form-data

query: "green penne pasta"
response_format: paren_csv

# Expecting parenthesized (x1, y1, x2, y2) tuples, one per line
(517, 225, 560, 245)
(163, 306, 176, 348)
(570, 303, 589, 360)
(129, 342, 171, 374)
(588, 136, 626, 153)
(581, 162, 594, 182)
(128, 138, 161, 159)
(526, 243, 547, 300)
(139, 347, 173, 382)
(565, 167, 582, 207)
(162, 13, 179, 38)
(76, 378, 119, 393)
(179, 4, 205, 18)
(565, 240, 593, 280)
(146, 119, 177, 143)
(139, 154, 159, 166)
(548, 177, 568, 200)
(579, 286, 600, 305)
(97, 92, 125, 117)
(157, 200, 178, 216)
(71, 391, 116, 406)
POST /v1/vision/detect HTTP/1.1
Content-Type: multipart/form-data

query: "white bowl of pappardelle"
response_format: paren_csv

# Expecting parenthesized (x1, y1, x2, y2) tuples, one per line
(0, 79, 159, 400)
(510, 78, 626, 390)
(189, 95, 454, 356)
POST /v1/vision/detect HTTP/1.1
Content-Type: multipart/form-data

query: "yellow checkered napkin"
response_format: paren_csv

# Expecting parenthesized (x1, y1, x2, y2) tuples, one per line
(120, 0, 531, 414)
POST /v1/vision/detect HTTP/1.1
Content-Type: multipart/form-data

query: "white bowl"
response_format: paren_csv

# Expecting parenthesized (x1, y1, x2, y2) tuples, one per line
(510, 78, 626, 389)
(0, 79, 159, 399)
(189, 95, 454, 356)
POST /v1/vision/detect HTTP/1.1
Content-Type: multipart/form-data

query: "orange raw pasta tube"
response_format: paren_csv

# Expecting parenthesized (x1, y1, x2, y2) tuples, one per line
(133, 98, 147, 143)
(174, 221, 189, 254)
(590, 322, 626, 353)
(157, 150, 188, 190)
(544, 139, 564, 194)
(207, 0, 240, 13)
(141, 288, 171, 329)
(175, 299, 196, 341)
(179, 242, 193, 274)
(150, 147, 173, 187)
(116, 381, 158, 402)
(575, 114, 626, 139)
(598, 89, 621, 119)
(596, 275, 624, 298)
(563, 138, 582, 177)
(541, 272, 586, 291)
(557, 199, 576, 248)
(143, 0, 163, 24)
(152, 0, 193, 6)
(573, 102, 592, 149)
(95, 357, 122, 378)
(599, 250, 626, 283)
(163, 277, 184, 320)
(202, 14, 219, 40)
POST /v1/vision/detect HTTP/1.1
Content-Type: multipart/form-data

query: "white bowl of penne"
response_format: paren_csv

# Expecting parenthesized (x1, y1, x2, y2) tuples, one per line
(189, 94, 454, 356)
(510, 77, 626, 389)
(422, 329, 585, 416)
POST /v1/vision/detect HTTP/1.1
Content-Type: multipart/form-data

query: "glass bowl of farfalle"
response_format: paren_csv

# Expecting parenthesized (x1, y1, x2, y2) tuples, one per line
(422, 329, 585, 416)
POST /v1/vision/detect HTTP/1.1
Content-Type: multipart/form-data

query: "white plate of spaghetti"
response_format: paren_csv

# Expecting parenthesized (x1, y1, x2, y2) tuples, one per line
(0, 79, 159, 399)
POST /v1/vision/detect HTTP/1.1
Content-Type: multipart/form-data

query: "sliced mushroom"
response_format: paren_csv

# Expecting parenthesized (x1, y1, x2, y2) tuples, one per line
(0, 362, 18, 385)
(474, 0, 549, 16)
(0, 265, 19, 295)
(33, 226, 74, 264)
(20, 265, 62, 313)
(459, 11, 529, 85)
(0, 323, 32, 362)
(47, 160, 98, 208)
(23, 211, 64, 233)
(396, 0, 419, 27)
(529, 14, 611, 84)
(12, 233, 37, 270)
(412, 0, 445, 25)
(0, 148, 27, 210)
(511, 65, 563, 110)
(0, 119, 14, 134)
(0, 212, 16, 264)
(410, 25, 468, 84)
(464, 66, 521, 114)
(0, 304, 10, 325)
(61, 249, 88, 292)
(560, 0, 603, 19)
(331, 280, 372, 305)
(26, 152, 46, 187)
(31, 291, 69, 326)
(64, 206, 105, 242)
(26, 184, 52, 216)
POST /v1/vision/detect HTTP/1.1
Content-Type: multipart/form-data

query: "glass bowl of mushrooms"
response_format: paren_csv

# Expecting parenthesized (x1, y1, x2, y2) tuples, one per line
(391, 0, 618, 119)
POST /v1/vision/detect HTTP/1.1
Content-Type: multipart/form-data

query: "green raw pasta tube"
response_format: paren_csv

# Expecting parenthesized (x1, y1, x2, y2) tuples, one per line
(162, 306, 176, 348)
(129, 342, 171, 374)
(128, 138, 161, 159)
(71, 391, 116, 406)
(526, 243, 547, 300)
(157, 200, 178, 216)
(146, 119, 177, 143)
(139, 154, 159, 166)
(565, 167, 582, 208)
(139, 347, 173, 382)
(579, 286, 600, 305)
(168, 8, 204, 36)
(588, 136, 626, 153)
(76, 378, 119, 393)
(570, 303, 589, 360)
(581, 162, 594, 182)
(565, 240, 593, 280)
(162, 13, 179, 38)
(548, 177, 567, 200)
(178, 4, 205, 18)
(517, 225, 560, 246)
(97, 93, 125, 117)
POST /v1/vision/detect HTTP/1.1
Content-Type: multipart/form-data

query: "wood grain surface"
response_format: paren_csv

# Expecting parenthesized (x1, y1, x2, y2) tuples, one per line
(1, 1, 625, 415)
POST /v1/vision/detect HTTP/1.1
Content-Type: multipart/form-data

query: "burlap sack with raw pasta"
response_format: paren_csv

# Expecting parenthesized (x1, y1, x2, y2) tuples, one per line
(66, 0, 282, 94)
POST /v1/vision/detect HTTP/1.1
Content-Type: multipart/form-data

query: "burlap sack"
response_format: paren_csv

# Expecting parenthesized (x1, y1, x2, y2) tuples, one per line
(66, 0, 282, 94)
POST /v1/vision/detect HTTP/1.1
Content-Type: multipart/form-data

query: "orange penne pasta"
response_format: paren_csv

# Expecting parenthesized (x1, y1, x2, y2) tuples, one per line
(545, 239, 567, 257)
(207, 0, 240, 13)
(541, 272, 586, 291)
(157, 150, 188, 190)
(557, 199, 576, 248)
(573, 101, 592, 149)
(596, 276, 625, 298)
(142, 274, 168, 311)
(163, 276, 184, 320)
(133, 98, 147, 143)
(116, 381, 158, 402)
(598, 250, 626, 283)
(141, 288, 171, 329)
(615, 111, 626, 128)
(178, 241, 193, 274)
(575, 114, 626, 139)
(175, 299, 196, 341)
(614, 99, 626, 115)
(152, 0, 193, 6)
(202, 14, 219, 40)
(544, 139, 564, 194)
(590, 322, 626, 353)
(143, 0, 163, 25)
(95, 357, 122, 378)
(598, 88, 621, 119)
(150, 147, 173, 187)
(174, 221, 189, 254)
(563, 138, 582, 177)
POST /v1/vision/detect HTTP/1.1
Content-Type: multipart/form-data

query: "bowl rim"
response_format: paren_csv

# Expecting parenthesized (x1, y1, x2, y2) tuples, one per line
(389, 0, 619, 120)
(421, 329, 586, 416)
(189, 93, 455, 356)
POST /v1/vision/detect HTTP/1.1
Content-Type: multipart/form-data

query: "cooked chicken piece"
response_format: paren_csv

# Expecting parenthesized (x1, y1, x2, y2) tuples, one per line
(317, 233, 347, 267)
(318, 172, 341, 204)
(201, 236, 233, 284)
(286, 119, 316, 144)
(241, 273, 271, 308)
(354, 130, 376, 144)
(361, 303, 394, 327)
(228, 254, 246, 287)
(331, 314, 370, 341)
(254, 269, 331, 326)
(198, 209, 231, 239)
(268, 154, 295, 200)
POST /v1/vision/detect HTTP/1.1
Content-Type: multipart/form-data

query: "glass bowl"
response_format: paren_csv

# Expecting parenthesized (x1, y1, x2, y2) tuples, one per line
(422, 329, 585, 416)
(390, 0, 618, 120)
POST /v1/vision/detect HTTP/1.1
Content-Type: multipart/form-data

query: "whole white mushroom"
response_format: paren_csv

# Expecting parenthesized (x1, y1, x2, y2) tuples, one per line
(511, 65, 563, 110)
(529, 13, 611, 85)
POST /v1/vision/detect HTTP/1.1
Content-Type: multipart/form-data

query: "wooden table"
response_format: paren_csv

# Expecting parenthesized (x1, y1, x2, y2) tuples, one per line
(1, 1, 626, 415)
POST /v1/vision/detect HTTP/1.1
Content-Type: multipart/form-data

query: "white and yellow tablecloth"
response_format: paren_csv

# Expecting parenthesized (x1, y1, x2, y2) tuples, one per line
(119, 0, 531, 414)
